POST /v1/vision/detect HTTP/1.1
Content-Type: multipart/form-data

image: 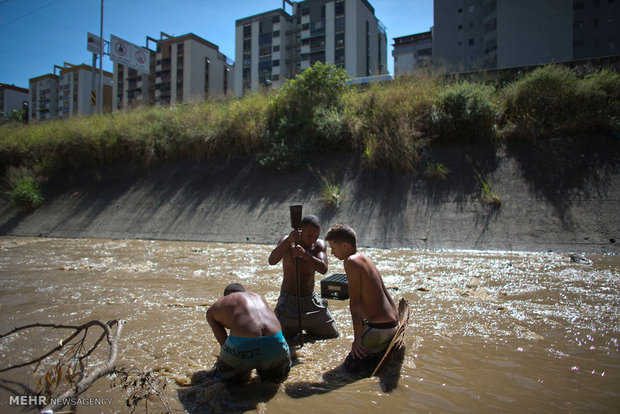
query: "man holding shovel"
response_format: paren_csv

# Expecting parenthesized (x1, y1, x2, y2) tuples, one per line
(268, 208, 339, 344)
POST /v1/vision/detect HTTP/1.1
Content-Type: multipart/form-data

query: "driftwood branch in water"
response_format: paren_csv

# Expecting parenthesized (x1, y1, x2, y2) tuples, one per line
(0, 319, 125, 414)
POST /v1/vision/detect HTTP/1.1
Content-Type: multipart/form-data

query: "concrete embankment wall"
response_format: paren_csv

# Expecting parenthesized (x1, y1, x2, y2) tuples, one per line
(1, 137, 618, 253)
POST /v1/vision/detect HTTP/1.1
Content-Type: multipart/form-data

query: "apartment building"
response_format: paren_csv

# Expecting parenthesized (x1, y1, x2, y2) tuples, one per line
(0, 84, 29, 119)
(234, 0, 388, 97)
(29, 73, 59, 122)
(57, 63, 113, 119)
(154, 33, 233, 105)
(393, 31, 432, 75)
(433, 0, 619, 72)
(114, 38, 158, 111)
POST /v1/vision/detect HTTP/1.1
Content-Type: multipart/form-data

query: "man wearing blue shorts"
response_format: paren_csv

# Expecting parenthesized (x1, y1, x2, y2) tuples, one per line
(206, 283, 291, 384)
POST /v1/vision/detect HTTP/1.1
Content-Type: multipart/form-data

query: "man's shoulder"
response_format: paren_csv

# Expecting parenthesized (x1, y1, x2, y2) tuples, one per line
(313, 238, 326, 250)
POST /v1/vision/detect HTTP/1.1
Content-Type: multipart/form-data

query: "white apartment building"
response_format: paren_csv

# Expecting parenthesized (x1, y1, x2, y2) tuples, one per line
(29, 73, 59, 122)
(234, 0, 388, 97)
(433, 0, 620, 72)
(154, 33, 233, 105)
(393, 31, 432, 75)
(57, 63, 113, 119)
(0, 84, 29, 119)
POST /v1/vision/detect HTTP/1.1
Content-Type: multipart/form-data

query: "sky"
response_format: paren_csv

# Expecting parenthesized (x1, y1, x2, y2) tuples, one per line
(0, 0, 433, 88)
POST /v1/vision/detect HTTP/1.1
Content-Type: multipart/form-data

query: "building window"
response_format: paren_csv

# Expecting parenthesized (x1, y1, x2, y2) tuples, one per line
(335, 16, 344, 30)
(573, 39, 585, 47)
(273, 30, 280, 38)
(484, 18, 497, 33)
(468, 38, 474, 46)
(243, 39, 251, 50)
(302, 23, 310, 31)
(469, 5, 475, 12)
(273, 59, 280, 67)
(259, 32, 271, 44)
(573, 1, 585, 9)
(458, 24, 463, 29)
(574, 20, 585, 29)
(273, 74, 280, 81)
(335, 1, 344, 15)
(335, 32, 345, 46)
(302, 7, 309, 16)
(469, 21, 474, 28)
(272, 15, 280, 23)
(273, 45, 280, 52)
(458, 8, 462, 13)
(243, 25, 251, 37)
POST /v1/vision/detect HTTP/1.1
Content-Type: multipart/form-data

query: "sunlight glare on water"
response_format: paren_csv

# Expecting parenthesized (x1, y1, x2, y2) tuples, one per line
(0, 236, 618, 413)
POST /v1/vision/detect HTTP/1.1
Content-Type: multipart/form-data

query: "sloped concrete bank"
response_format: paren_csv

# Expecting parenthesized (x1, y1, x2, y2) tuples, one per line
(1, 136, 618, 253)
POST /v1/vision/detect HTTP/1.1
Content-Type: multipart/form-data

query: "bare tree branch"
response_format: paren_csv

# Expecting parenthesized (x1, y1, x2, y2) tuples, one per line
(0, 320, 116, 373)
(0, 319, 125, 414)
(41, 320, 125, 413)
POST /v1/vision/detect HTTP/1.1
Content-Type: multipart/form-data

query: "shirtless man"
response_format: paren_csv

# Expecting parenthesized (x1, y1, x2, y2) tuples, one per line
(324, 224, 398, 371)
(268, 215, 339, 340)
(206, 283, 291, 384)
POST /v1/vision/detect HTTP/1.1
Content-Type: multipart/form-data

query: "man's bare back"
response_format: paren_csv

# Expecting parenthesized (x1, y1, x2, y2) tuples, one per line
(344, 252, 398, 324)
(207, 291, 282, 345)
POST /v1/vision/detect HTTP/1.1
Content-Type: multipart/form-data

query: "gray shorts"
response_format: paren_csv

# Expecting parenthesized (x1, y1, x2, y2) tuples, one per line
(274, 291, 339, 339)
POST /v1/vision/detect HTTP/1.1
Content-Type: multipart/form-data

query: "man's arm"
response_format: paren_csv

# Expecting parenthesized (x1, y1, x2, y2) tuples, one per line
(268, 231, 299, 265)
(296, 239, 328, 274)
(345, 257, 368, 359)
(206, 304, 229, 347)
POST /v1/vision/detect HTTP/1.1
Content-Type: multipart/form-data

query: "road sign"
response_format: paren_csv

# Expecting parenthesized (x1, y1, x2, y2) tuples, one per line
(87, 32, 102, 55)
(110, 34, 150, 74)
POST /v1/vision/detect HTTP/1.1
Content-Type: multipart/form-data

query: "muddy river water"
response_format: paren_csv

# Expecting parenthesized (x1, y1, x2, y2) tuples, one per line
(0, 236, 618, 413)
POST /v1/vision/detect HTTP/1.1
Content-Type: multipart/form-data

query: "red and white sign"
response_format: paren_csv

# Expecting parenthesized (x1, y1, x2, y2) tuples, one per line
(109, 34, 150, 74)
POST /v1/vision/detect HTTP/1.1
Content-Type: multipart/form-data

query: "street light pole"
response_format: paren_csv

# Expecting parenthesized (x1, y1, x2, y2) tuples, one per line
(99, 0, 104, 115)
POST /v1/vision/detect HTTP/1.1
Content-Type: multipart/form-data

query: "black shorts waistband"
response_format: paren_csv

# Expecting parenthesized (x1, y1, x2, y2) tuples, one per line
(364, 320, 399, 329)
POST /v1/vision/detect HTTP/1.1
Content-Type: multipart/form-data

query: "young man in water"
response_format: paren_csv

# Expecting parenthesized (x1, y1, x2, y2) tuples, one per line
(206, 283, 291, 384)
(268, 215, 339, 341)
(324, 224, 398, 372)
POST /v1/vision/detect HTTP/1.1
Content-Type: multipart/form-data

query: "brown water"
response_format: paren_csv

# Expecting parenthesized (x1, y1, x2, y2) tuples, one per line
(0, 236, 618, 413)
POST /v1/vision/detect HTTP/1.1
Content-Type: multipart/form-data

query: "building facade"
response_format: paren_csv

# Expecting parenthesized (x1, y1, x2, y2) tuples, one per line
(29, 74, 59, 122)
(433, 0, 619, 72)
(28, 63, 113, 122)
(392, 31, 432, 75)
(234, 0, 388, 97)
(154, 33, 233, 105)
(57, 63, 113, 119)
(0, 84, 29, 119)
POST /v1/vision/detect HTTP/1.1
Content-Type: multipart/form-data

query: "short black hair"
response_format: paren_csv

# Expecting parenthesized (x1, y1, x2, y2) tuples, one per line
(301, 215, 320, 229)
(324, 223, 357, 249)
(223, 283, 245, 296)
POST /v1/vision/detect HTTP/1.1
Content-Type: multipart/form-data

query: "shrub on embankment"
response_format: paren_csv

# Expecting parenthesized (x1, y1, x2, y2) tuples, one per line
(0, 63, 618, 209)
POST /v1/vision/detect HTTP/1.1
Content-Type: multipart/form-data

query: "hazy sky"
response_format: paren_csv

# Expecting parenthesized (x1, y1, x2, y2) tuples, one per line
(0, 0, 433, 88)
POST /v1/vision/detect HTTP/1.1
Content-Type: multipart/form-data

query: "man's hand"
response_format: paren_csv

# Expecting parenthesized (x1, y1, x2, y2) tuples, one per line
(288, 229, 302, 244)
(351, 338, 369, 359)
(292, 244, 306, 259)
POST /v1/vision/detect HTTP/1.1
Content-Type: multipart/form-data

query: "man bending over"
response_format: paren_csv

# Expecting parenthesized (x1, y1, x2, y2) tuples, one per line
(206, 283, 291, 384)
(324, 224, 398, 372)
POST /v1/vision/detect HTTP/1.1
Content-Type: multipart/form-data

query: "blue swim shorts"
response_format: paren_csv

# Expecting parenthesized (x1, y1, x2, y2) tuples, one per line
(216, 331, 291, 384)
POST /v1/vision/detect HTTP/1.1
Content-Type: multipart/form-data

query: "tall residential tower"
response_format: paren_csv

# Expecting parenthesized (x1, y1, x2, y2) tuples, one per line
(234, 0, 387, 96)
